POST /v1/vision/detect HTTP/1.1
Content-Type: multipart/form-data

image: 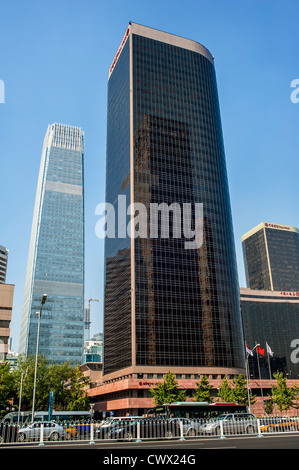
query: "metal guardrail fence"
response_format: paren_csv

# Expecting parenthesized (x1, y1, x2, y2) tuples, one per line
(1, 416, 299, 445)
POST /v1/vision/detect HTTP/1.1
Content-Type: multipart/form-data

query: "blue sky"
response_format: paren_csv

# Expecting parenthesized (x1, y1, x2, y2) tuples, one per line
(0, 0, 298, 351)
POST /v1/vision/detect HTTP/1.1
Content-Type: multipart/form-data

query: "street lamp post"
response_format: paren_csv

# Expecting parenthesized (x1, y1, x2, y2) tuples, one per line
(18, 367, 28, 426)
(31, 294, 47, 423)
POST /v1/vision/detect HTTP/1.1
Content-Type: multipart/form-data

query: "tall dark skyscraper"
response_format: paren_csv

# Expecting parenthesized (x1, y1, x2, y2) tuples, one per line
(242, 222, 299, 292)
(103, 23, 245, 378)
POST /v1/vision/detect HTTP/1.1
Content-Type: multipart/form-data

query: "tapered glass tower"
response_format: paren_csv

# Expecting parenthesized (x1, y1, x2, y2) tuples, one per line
(104, 23, 245, 377)
(19, 123, 85, 364)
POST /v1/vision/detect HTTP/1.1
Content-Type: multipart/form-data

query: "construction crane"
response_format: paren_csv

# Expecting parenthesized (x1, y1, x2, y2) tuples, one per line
(84, 298, 99, 340)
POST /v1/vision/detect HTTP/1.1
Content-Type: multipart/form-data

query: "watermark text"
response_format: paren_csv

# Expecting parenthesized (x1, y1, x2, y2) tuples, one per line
(95, 196, 204, 249)
(290, 339, 299, 364)
(0, 79, 5, 103)
(290, 79, 299, 103)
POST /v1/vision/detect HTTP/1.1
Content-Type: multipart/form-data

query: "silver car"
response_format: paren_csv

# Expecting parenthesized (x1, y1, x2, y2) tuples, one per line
(96, 417, 141, 439)
(168, 418, 199, 437)
(199, 413, 258, 436)
(18, 421, 66, 442)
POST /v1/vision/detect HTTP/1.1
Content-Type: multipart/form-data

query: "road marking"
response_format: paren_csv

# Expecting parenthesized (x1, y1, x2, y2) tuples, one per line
(204, 446, 237, 449)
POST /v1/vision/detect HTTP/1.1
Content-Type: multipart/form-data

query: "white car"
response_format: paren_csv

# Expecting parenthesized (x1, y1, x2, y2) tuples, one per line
(18, 421, 66, 442)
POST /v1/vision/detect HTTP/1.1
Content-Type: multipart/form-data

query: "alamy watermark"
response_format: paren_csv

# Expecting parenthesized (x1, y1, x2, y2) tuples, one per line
(290, 79, 299, 103)
(290, 339, 299, 364)
(0, 79, 5, 103)
(95, 196, 204, 249)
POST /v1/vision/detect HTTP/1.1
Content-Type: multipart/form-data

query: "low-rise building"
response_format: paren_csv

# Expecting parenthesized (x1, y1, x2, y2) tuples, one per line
(0, 283, 14, 361)
(240, 288, 299, 379)
(87, 372, 298, 418)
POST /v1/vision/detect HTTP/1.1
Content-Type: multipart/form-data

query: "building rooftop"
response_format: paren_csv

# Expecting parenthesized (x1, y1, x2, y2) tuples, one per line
(242, 222, 299, 242)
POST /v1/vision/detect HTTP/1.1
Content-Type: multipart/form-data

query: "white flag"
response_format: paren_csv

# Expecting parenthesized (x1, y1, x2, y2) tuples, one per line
(266, 343, 274, 357)
(246, 343, 253, 356)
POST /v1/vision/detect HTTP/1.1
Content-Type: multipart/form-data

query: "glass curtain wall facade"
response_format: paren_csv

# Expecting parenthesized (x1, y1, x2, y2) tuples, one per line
(19, 123, 85, 364)
(240, 288, 299, 379)
(104, 23, 245, 376)
(242, 222, 299, 291)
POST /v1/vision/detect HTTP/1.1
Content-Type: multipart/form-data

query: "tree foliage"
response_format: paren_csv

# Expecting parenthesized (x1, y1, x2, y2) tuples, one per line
(65, 365, 90, 411)
(232, 375, 251, 405)
(0, 355, 90, 418)
(270, 371, 298, 413)
(217, 374, 255, 407)
(149, 371, 186, 406)
(217, 376, 234, 403)
(0, 362, 15, 415)
(193, 375, 213, 403)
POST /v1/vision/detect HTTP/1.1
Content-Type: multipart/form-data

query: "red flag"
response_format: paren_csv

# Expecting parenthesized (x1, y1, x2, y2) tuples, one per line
(257, 346, 265, 356)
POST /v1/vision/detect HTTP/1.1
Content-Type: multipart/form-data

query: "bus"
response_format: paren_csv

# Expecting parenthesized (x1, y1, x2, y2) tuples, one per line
(34, 411, 92, 424)
(1, 410, 92, 426)
(1, 411, 31, 425)
(149, 402, 248, 419)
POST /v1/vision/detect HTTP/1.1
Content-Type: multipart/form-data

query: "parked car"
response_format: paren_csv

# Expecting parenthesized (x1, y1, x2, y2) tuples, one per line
(105, 418, 180, 441)
(260, 417, 299, 433)
(199, 413, 258, 436)
(168, 418, 199, 437)
(69, 422, 91, 437)
(17, 421, 66, 442)
(65, 421, 95, 439)
(0, 423, 19, 443)
(65, 424, 79, 439)
(96, 417, 139, 439)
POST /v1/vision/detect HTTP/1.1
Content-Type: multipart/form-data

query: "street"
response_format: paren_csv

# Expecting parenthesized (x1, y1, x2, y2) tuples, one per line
(1, 433, 299, 449)
(1, 434, 297, 467)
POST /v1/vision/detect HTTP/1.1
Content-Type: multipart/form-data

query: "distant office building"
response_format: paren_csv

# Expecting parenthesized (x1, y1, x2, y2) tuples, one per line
(242, 222, 299, 291)
(103, 22, 245, 386)
(92, 332, 104, 343)
(84, 333, 103, 363)
(84, 299, 99, 342)
(0, 245, 9, 284)
(240, 287, 299, 379)
(19, 123, 85, 364)
(6, 350, 18, 372)
(84, 307, 91, 341)
(0, 283, 14, 361)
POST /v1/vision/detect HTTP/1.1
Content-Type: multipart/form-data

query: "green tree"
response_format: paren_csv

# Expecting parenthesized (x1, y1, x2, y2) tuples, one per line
(291, 383, 299, 411)
(46, 361, 76, 410)
(264, 399, 274, 415)
(150, 371, 186, 406)
(271, 371, 296, 413)
(232, 374, 252, 406)
(65, 365, 90, 411)
(0, 362, 15, 416)
(12, 355, 90, 412)
(12, 355, 49, 410)
(193, 375, 213, 403)
(217, 376, 234, 402)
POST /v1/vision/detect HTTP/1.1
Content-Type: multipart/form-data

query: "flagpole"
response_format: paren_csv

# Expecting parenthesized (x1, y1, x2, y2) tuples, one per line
(267, 344, 273, 385)
(256, 342, 265, 414)
(245, 342, 251, 412)
(266, 342, 276, 415)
